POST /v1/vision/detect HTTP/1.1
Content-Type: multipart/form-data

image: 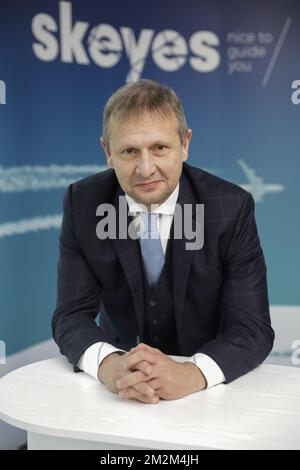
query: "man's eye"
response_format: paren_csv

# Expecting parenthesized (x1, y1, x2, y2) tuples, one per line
(122, 148, 137, 155)
(154, 145, 167, 152)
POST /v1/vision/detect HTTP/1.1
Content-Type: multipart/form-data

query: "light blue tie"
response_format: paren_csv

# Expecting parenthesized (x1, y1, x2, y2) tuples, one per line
(138, 212, 165, 286)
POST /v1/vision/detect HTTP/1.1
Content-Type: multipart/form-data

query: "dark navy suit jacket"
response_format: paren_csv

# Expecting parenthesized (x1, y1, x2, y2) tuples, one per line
(52, 162, 274, 383)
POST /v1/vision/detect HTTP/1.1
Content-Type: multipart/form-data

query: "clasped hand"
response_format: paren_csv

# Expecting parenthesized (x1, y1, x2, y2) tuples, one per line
(99, 343, 206, 404)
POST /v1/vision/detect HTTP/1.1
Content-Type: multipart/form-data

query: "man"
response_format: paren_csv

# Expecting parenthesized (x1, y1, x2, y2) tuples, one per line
(52, 79, 274, 405)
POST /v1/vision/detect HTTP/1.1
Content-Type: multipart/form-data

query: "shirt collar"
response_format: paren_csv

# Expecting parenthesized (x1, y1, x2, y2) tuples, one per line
(125, 182, 179, 216)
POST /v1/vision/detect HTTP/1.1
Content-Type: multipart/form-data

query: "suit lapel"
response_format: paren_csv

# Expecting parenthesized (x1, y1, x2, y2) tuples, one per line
(110, 185, 145, 339)
(173, 168, 204, 337)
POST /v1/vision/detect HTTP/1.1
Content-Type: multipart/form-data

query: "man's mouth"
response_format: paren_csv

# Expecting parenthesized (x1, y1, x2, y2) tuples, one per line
(136, 180, 162, 188)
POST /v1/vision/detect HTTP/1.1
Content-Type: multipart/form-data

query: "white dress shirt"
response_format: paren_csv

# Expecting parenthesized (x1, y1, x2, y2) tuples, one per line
(78, 183, 225, 388)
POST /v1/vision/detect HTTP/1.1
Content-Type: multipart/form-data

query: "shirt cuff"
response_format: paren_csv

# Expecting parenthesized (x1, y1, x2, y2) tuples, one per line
(77, 342, 126, 381)
(186, 353, 226, 388)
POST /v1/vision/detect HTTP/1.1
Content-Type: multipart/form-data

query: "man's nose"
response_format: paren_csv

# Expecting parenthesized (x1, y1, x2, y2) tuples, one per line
(136, 150, 156, 177)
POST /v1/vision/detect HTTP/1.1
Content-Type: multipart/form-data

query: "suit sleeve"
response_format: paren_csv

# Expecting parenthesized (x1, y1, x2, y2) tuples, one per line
(198, 192, 275, 383)
(52, 184, 107, 372)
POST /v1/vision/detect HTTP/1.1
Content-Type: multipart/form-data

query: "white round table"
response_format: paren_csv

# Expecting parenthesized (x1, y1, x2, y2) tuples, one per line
(0, 357, 300, 449)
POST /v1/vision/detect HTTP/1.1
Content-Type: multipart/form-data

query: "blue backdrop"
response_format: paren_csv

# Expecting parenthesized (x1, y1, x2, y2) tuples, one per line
(0, 0, 299, 358)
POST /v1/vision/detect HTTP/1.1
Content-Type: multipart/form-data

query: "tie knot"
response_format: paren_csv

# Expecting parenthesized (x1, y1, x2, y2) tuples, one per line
(138, 212, 160, 238)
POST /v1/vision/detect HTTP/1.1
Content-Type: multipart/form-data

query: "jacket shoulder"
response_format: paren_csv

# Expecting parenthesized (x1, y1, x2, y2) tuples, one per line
(73, 167, 119, 199)
(184, 162, 252, 203)
(63, 167, 119, 212)
(71, 167, 116, 193)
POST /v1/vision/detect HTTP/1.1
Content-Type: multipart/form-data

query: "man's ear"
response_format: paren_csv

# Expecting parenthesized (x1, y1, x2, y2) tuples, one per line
(100, 137, 114, 168)
(182, 129, 192, 162)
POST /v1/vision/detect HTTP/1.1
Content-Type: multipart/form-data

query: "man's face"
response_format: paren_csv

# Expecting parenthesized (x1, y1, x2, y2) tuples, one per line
(101, 111, 192, 209)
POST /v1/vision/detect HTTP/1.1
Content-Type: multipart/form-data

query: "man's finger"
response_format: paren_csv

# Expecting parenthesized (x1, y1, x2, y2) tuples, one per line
(130, 343, 150, 351)
(130, 343, 160, 355)
(133, 361, 152, 376)
(135, 394, 159, 404)
(146, 378, 161, 391)
(126, 345, 149, 358)
(116, 370, 150, 390)
(132, 381, 156, 397)
(123, 350, 157, 372)
(119, 386, 159, 404)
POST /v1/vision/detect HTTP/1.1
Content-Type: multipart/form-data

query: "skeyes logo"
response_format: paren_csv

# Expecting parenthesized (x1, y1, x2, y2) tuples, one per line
(31, 1, 220, 82)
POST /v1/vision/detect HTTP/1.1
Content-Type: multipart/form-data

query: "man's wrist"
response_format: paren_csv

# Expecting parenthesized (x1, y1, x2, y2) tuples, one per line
(97, 351, 125, 383)
(183, 361, 207, 392)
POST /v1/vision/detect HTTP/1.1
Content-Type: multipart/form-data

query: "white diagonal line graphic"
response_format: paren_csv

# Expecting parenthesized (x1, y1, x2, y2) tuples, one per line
(262, 16, 292, 87)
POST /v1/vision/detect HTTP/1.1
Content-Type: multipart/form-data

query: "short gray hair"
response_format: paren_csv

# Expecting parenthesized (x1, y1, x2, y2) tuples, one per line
(102, 79, 188, 151)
